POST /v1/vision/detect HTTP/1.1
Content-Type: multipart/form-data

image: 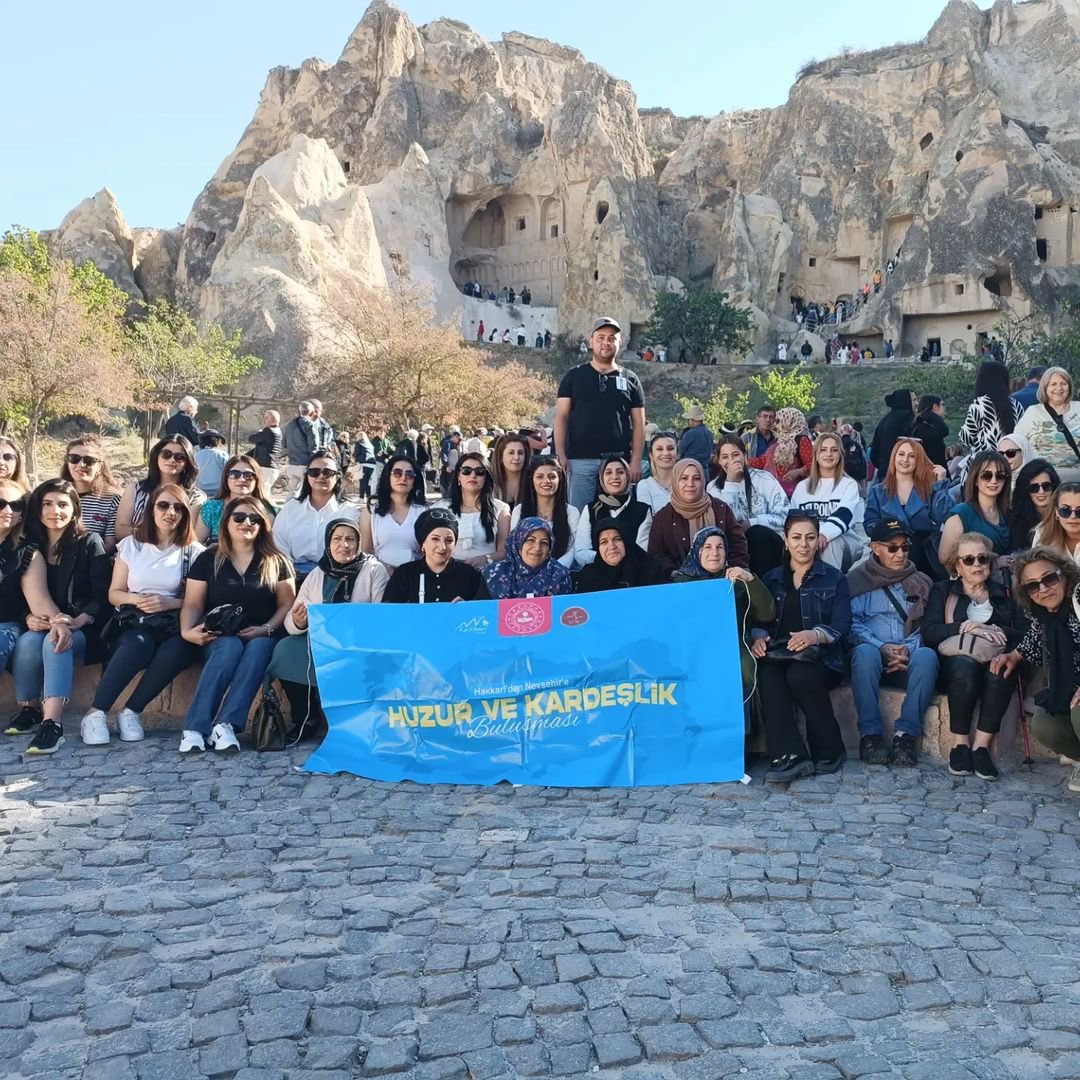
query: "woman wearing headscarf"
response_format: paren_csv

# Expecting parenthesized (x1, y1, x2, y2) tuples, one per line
(478, 518, 572, 600)
(648, 459, 748, 577)
(382, 508, 483, 603)
(269, 519, 389, 739)
(996, 431, 1032, 476)
(574, 519, 665, 593)
(762, 408, 815, 496)
(574, 455, 652, 565)
(673, 526, 774, 735)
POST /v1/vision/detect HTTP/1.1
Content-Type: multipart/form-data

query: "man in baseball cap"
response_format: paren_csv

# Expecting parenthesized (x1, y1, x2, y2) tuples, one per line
(554, 316, 646, 509)
(847, 517, 937, 769)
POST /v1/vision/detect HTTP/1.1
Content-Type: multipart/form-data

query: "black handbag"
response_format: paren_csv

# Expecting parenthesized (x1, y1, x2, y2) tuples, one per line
(250, 680, 288, 752)
(761, 640, 822, 663)
(203, 604, 245, 636)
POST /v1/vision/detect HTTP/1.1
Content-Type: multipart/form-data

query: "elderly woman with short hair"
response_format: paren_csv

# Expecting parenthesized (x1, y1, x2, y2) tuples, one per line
(1015, 366, 1080, 482)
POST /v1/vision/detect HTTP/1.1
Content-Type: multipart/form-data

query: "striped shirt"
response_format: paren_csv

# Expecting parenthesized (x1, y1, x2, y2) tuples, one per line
(78, 492, 121, 546)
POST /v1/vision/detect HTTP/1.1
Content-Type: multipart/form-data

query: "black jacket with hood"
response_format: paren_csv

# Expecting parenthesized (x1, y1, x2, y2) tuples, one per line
(870, 389, 916, 475)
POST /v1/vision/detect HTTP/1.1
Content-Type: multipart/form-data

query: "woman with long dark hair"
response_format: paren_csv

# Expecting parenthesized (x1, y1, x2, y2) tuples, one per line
(9, 480, 111, 755)
(360, 452, 427, 570)
(938, 449, 1011, 566)
(438, 452, 510, 568)
(0, 478, 30, 707)
(509, 456, 580, 568)
(1008, 459, 1059, 552)
(490, 433, 532, 511)
(116, 435, 204, 540)
(197, 453, 276, 543)
(179, 496, 295, 754)
(59, 434, 122, 552)
(272, 452, 357, 575)
(958, 359, 1024, 455)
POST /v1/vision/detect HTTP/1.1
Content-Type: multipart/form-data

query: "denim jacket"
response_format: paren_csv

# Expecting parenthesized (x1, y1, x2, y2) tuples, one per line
(863, 479, 955, 536)
(756, 559, 852, 673)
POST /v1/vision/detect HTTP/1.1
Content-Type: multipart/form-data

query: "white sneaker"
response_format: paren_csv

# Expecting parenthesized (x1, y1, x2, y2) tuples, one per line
(179, 730, 205, 754)
(208, 722, 240, 753)
(117, 708, 144, 742)
(1061, 755, 1078, 766)
(80, 709, 110, 746)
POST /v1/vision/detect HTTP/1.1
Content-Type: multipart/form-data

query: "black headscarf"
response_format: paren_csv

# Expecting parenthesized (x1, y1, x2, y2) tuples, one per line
(317, 519, 368, 603)
(576, 518, 663, 592)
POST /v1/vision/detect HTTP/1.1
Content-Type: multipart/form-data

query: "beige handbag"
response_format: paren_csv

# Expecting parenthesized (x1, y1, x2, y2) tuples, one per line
(937, 592, 1005, 663)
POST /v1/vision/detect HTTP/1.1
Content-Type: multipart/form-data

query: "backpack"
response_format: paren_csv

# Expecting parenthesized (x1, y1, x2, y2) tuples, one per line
(842, 434, 867, 482)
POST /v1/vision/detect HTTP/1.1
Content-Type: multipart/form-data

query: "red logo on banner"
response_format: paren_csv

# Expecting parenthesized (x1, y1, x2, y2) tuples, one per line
(561, 606, 589, 627)
(499, 597, 552, 636)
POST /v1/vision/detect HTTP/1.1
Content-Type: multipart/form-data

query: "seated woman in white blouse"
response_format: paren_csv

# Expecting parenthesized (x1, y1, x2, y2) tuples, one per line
(436, 452, 510, 568)
(359, 452, 428, 570)
(508, 455, 580, 569)
(574, 455, 651, 566)
(272, 453, 358, 576)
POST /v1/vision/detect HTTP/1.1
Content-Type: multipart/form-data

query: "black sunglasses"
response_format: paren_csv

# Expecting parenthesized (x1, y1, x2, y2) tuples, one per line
(978, 470, 1007, 482)
(0, 498, 26, 513)
(66, 454, 100, 467)
(390, 468, 416, 479)
(306, 467, 338, 479)
(229, 511, 262, 525)
(1000, 448, 1022, 459)
(880, 541, 911, 554)
(1057, 505, 1080, 519)
(0, 452, 17, 464)
(227, 469, 257, 481)
(459, 465, 487, 477)
(155, 500, 184, 512)
(1029, 481, 1056, 494)
(159, 449, 188, 463)
(958, 553, 992, 566)
(1022, 570, 1064, 596)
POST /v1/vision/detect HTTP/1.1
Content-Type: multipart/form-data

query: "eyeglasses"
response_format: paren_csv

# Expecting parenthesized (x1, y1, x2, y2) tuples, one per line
(66, 454, 100, 467)
(0, 453, 17, 464)
(154, 500, 184, 512)
(228, 469, 257, 481)
(159, 449, 188, 463)
(1022, 569, 1065, 596)
(978, 471, 1007, 482)
(306, 467, 338, 479)
(0, 498, 26, 513)
(958, 553, 992, 566)
(459, 465, 487, 477)
(229, 511, 262, 525)
(1029, 481, 1056, 494)
(1000, 448, 1022, 459)
(390, 468, 416, 479)
(880, 541, 912, 554)
(1057, 504, 1080, 519)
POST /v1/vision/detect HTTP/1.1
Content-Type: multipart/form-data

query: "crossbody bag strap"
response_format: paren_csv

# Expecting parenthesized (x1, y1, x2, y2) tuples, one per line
(945, 591, 958, 624)
(883, 585, 910, 623)
(1046, 404, 1080, 464)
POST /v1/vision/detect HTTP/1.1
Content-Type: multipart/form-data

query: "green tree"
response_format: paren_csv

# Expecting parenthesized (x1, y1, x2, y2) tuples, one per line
(675, 384, 751, 434)
(645, 285, 755, 366)
(749, 367, 819, 412)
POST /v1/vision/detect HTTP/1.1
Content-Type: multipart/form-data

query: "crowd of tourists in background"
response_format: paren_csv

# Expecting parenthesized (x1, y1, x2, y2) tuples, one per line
(2, 320, 1080, 803)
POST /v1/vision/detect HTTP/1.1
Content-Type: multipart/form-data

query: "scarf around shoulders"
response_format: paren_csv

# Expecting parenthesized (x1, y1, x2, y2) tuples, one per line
(846, 556, 931, 635)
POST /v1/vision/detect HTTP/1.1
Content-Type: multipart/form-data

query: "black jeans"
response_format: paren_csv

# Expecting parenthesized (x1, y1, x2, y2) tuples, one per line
(92, 630, 199, 713)
(759, 659, 843, 761)
(939, 653, 1017, 735)
(746, 525, 785, 578)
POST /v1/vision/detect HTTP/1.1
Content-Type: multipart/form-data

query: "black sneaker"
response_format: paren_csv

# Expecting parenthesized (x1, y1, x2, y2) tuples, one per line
(814, 752, 847, 775)
(859, 735, 892, 766)
(892, 733, 918, 768)
(764, 755, 815, 783)
(4, 705, 42, 736)
(972, 747, 999, 781)
(25, 721, 64, 756)
(949, 744, 974, 776)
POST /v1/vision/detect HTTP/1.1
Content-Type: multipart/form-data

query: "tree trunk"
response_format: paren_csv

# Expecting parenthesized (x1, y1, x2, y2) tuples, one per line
(24, 410, 42, 486)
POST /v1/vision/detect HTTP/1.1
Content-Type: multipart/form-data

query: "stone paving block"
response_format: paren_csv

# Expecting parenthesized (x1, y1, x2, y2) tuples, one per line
(418, 1016, 493, 1059)
(362, 1037, 417, 1075)
(532, 982, 584, 1014)
(594, 1033, 643, 1068)
(640, 1022, 707, 1061)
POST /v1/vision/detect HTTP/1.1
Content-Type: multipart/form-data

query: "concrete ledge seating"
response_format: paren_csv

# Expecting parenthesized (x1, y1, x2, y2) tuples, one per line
(0, 666, 1058, 763)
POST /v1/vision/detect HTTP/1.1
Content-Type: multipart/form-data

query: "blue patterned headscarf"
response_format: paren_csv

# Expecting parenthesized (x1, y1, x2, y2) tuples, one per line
(482, 517, 572, 599)
(675, 526, 728, 579)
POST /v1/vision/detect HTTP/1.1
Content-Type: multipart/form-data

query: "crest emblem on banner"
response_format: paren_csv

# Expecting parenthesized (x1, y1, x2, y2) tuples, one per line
(499, 597, 552, 636)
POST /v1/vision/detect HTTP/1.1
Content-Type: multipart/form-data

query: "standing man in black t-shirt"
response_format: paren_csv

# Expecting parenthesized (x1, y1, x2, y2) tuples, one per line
(554, 317, 646, 509)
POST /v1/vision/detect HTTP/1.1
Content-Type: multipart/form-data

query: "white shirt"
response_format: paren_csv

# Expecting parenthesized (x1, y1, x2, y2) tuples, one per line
(636, 476, 672, 515)
(436, 498, 509, 560)
(272, 496, 360, 568)
(509, 503, 582, 569)
(966, 597, 994, 624)
(369, 503, 425, 568)
(117, 536, 205, 597)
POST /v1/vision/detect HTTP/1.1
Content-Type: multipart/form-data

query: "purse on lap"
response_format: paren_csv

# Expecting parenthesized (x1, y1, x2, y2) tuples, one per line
(937, 593, 1005, 663)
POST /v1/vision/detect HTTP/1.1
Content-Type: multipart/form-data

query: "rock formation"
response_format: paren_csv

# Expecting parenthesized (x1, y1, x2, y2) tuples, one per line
(46, 0, 1080, 387)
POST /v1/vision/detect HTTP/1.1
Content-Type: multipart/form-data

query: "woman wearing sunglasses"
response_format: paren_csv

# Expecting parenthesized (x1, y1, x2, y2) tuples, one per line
(922, 532, 1022, 780)
(1007, 460, 1060, 553)
(116, 435, 205, 541)
(996, 547, 1080, 794)
(272, 452, 358, 576)
(436, 452, 510, 568)
(80, 484, 205, 745)
(179, 497, 295, 753)
(59, 435, 122, 553)
(996, 432, 1031, 475)
(1032, 482, 1080, 562)
(0, 481, 31, 703)
(937, 449, 1011, 568)
(9, 480, 111, 755)
(0, 436, 31, 490)
(359, 452, 427, 570)
(196, 454, 277, 544)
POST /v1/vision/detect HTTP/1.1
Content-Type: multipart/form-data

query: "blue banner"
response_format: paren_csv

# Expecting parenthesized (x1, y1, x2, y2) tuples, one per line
(303, 578, 745, 787)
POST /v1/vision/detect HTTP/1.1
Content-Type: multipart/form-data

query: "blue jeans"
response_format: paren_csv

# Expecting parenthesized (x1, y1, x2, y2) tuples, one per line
(567, 458, 602, 510)
(851, 642, 939, 738)
(13, 630, 86, 702)
(184, 635, 275, 735)
(0, 621, 20, 674)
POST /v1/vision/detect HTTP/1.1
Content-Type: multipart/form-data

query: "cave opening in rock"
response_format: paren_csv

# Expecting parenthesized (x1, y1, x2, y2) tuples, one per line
(596, 202, 609, 224)
(920, 132, 934, 151)
(983, 269, 1012, 297)
(954, 150, 963, 162)
(1037, 239, 1048, 262)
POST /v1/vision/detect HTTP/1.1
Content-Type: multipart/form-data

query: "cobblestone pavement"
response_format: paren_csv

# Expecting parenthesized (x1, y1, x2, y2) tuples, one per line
(2, 733, 1080, 1080)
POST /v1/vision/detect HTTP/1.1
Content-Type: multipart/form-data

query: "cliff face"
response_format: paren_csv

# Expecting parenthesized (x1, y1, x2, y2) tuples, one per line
(46, 0, 1080, 386)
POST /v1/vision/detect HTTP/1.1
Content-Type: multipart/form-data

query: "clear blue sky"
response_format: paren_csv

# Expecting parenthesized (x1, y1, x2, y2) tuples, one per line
(2, 0, 985, 231)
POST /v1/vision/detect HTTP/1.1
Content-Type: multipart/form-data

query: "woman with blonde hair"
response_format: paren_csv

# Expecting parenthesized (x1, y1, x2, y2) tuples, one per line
(761, 408, 814, 496)
(1015, 366, 1080, 482)
(789, 433, 866, 570)
(59, 434, 122, 552)
(0, 436, 31, 490)
(1032, 481, 1080, 562)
